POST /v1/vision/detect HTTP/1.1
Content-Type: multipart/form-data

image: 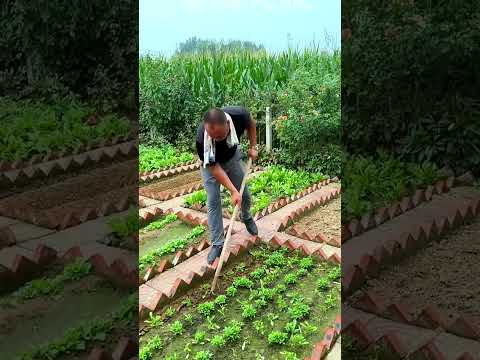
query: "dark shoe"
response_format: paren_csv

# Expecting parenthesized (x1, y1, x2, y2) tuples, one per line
(207, 245, 223, 265)
(244, 217, 258, 236)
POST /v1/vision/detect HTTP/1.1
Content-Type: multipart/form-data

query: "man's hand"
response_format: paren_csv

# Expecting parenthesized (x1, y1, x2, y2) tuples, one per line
(231, 190, 242, 207)
(248, 146, 258, 161)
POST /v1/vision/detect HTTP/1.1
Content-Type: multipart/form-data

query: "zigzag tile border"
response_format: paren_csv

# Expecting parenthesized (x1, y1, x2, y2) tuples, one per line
(350, 290, 480, 341)
(306, 314, 341, 360)
(140, 166, 265, 202)
(342, 194, 480, 296)
(1, 243, 137, 291)
(269, 234, 341, 264)
(86, 336, 137, 360)
(277, 185, 341, 247)
(0, 140, 138, 186)
(0, 191, 135, 230)
(140, 239, 211, 284)
(342, 306, 480, 360)
(341, 172, 474, 244)
(139, 160, 200, 179)
(0, 244, 57, 291)
(63, 246, 137, 288)
(140, 181, 204, 201)
(185, 177, 339, 222)
(139, 235, 260, 319)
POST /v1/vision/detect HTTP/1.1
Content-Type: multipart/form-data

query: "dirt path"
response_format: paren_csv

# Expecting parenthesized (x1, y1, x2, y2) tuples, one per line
(287, 194, 341, 239)
(355, 215, 480, 325)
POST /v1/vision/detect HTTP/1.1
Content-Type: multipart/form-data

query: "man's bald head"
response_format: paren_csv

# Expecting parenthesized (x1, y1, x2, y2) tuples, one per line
(203, 108, 229, 141)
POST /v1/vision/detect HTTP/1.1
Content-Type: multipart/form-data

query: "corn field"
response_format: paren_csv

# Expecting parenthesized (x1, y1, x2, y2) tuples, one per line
(139, 47, 340, 152)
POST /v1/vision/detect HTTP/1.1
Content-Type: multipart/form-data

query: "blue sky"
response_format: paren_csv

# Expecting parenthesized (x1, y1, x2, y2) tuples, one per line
(140, 0, 340, 56)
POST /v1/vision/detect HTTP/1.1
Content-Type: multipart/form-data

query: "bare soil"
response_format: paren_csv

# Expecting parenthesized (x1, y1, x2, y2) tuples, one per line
(288, 194, 341, 240)
(139, 170, 202, 199)
(0, 160, 137, 210)
(354, 215, 480, 326)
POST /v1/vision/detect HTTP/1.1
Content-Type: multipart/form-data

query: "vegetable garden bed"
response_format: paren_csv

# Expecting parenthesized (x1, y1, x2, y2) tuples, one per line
(183, 166, 329, 220)
(342, 172, 480, 358)
(140, 145, 196, 174)
(0, 160, 137, 229)
(350, 212, 480, 328)
(0, 97, 132, 166)
(139, 213, 208, 280)
(139, 244, 340, 360)
(284, 185, 341, 245)
(140, 169, 203, 201)
(0, 258, 137, 360)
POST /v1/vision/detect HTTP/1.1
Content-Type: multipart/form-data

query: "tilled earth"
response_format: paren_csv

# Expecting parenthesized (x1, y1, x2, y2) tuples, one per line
(354, 215, 480, 326)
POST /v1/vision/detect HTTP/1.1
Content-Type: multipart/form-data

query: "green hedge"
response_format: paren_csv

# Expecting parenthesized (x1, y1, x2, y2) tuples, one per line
(342, 0, 480, 175)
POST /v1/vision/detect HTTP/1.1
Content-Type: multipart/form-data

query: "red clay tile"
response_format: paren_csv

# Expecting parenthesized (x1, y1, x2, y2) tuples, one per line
(447, 316, 480, 340)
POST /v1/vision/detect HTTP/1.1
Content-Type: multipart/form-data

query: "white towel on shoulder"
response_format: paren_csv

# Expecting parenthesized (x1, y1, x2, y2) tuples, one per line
(203, 111, 239, 168)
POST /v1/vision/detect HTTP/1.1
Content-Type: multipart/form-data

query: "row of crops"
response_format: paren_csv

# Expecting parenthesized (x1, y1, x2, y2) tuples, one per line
(0, 97, 131, 162)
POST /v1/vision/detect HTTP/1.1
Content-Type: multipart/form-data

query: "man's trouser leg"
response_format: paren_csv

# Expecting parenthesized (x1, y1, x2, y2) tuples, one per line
(223, 148, 253, 222)
(201, 165, 224, 246)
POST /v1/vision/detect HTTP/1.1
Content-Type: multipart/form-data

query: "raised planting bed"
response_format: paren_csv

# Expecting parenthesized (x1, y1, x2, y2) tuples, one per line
(183, 166, 330, 221)
(139, 245, 341, 360)
(284, 184, 341, 246)
(0, 139, 138, 188)
(349, 212, 480, 330)
(0, 97, 132, 167)
(0, 258, 137, 360)
(139, 144, 196, 175)
(139, 213, 208, 281)
(342, 155, 447, 234)
(140, 169, 203, 201)
(98, 208, 139, 251)
(0, 159, 137, 229)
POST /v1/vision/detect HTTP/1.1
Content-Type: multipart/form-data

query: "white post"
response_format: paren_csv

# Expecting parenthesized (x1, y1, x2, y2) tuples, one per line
(265, 106, 272, 153)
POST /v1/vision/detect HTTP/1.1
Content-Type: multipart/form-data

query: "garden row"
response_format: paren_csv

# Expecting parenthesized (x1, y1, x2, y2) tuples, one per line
(139, 244, 341, 360)
(341, 166, 480, 359)
(0, 97, 132, 166)
(0, 248, 137, 360)
(182, 166, 333, 220)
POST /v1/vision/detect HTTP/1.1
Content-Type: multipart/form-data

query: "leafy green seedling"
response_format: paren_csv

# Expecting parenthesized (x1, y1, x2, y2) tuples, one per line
(267, 331, 288, 345)
(193, 331, 207, 344)
(210, 335, 226, 348)
(298, 257, 315, 270)
(226, 285, 237, 297)
(214, 295, 227, 306)
(233, 276, 254, 289)
(183, 313, 194, 325)
(284, 273, 298, 285)
(253, 320, 265, 335)
(284, 320, 299, 334)
(250, 267, 267, 279)
(164, 306, 175, 318)
(289, 333, 309, 347)
(241, 303, 257, 320)
(195, 350, 213, 360)
(288, 302, 310, 320)
(139, 335, 162, 360)
(198, 301, 215, 317)
(317, 277, 330, 291)
(169, 321, 184, 336)
(223, 320, 243, 342)
(145, 312, 163, 328)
